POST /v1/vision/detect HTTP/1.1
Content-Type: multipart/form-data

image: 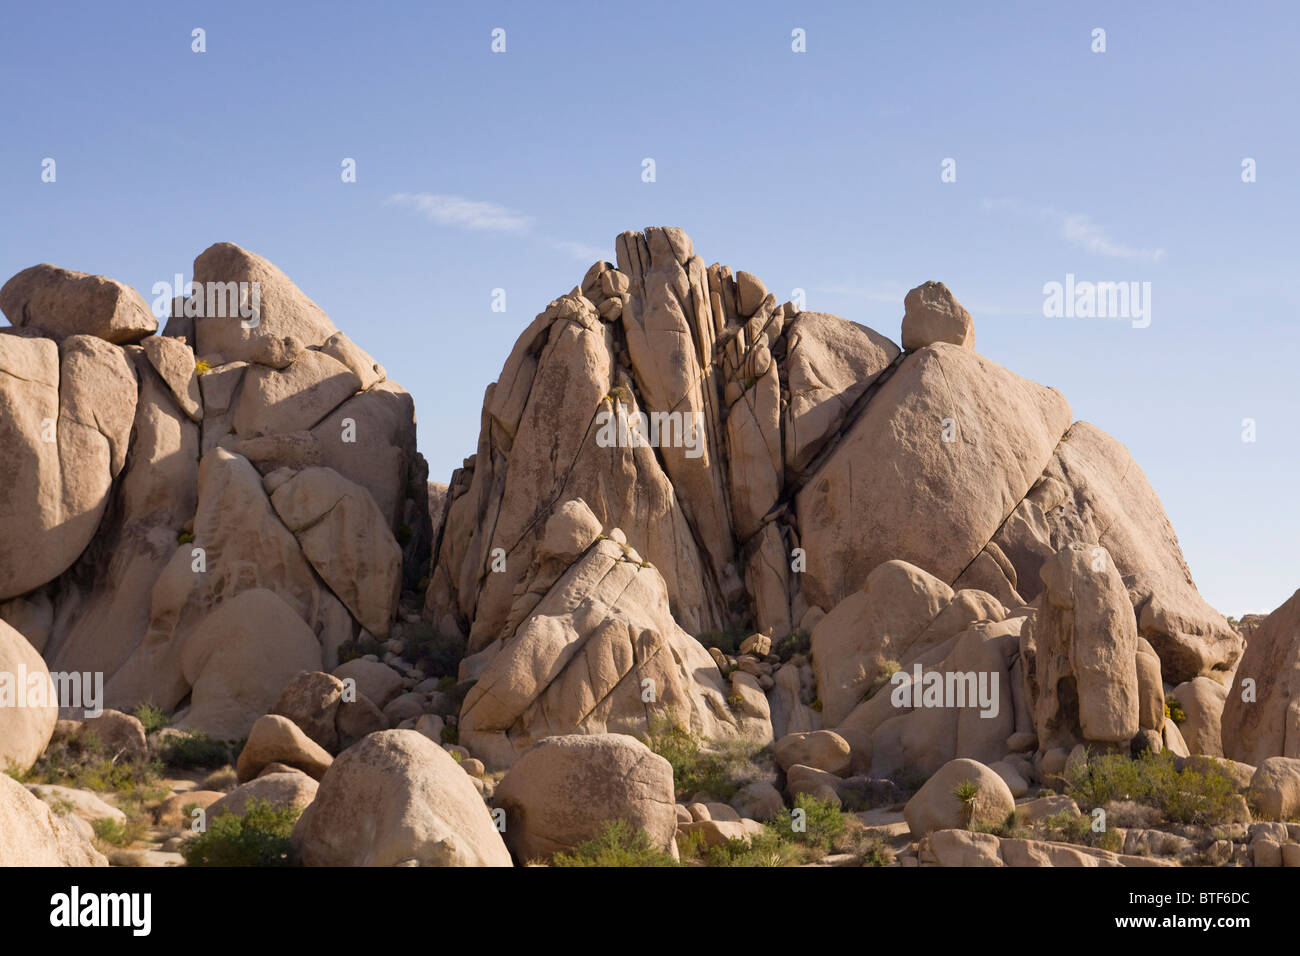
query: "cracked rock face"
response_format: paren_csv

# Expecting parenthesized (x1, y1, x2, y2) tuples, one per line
(425, 226, 1242, 772)
(1, 244, 428, 744)
(0, 228, 1251, 790)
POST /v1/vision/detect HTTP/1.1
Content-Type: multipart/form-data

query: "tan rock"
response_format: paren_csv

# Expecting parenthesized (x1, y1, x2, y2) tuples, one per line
(192, 242, 338, 368)
(1247, 757, 1300, 821)
(272, 670, 346, 752)
(0, 773, 107, 866)
(0, 334, 137, 600)
(797, 343, 1071, 612)
(773, 730, 852, 775)
(0, 618, 58, 773)
(292, 730, 511, 866)
(901, 280, 974, 351)
(493, 734, 677, 863)
(1172, 676, 1228, 756)
(1223, 589, 1300, 765)
(210, 771, 319, 819)
(904, 758, 1015, 837)
(236, 714, 334, 781)
(0, 264, 156, 344)
(176, 589, 325, 741)
(141, 334, 202, 422)
(270, 466, 402, 637)
(333, 659, 404, 709)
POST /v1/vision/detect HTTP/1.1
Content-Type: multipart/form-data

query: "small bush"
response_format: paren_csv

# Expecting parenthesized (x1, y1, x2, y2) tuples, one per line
(767, 794, 846, 851)
(182, 799, 301, 867)
(92, 817, 130, 847)
(1165, 697, 1187, 724)
(772, 630, 811, 661)
(640, 717, 766, 801)
(133, 703, 171, 735)
(194, 358, 212, 375)
(400, 621, 465, 679)
(550, 820, 679, 867)
(161, 732, 230, 770)
(1064, 749, 1239, 827)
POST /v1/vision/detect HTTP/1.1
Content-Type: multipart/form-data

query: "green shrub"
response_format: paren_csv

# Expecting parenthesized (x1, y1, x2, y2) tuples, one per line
(640, 717, 766, 800)
(1165, 697, 1187, 724)
(772, 630, 811, 661)
(401, 621, 465, 678)
(91, 817, 130, 847)
(1065, 749, 1239, 826)
(767, 794, 846, 851)
(133, 703, 171, 735)
(162, 732, 230, 770)
(550, 820, 679, 867)
(182, 799, 301, 867)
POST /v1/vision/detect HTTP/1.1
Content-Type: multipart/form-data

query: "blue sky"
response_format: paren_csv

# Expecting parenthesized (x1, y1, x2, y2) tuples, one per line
(2, 0, 1296, 616)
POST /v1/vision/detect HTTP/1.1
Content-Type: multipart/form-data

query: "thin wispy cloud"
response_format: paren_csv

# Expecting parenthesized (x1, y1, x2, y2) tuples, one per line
(981, 197, 1166, 262)
(385, 192, 601, 262)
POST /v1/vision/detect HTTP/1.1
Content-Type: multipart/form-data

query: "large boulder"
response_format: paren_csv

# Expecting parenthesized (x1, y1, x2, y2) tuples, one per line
(903, 757, 1016, 837)
(272, 670, 346, 752)
(0, 773, 107, 866)
(810, 560, 955, 726)
(209, 771, 319, 819)
(1, 264, 156, 343)
(1172, 676, 1228, 757)
(291, 730, 511, 866)
(105, 448, 346, 715)
(0, 333, 137, 600)
(235, 715, 334, 782)
(191, 242, 338, 367)
(0, 619, 58, 773)
(1247, 757, 1300, 822)
(458, 521, 771, 770)
(796, 343, 1072, 612)
(900, 280, 975, 351)
(269, 467, 402, 637)
(1223, 589, 1300, 765)
(175, 590, 324, 741)
(972, 422, 1241, 684)
(1022, 543, 1141, 751)
(782, 311, 899, 475)
(41, 345, 199, 680)
(493, 734, 677, 863)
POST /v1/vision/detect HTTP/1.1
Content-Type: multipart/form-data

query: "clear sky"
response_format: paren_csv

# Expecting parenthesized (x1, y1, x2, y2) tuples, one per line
(2, 1, 1296, 617)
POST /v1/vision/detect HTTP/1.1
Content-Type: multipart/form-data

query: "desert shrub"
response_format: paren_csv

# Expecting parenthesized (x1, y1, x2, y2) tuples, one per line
(772, 630, 811, 661)
(1165, 697, 1187, 724)
(133, 703, 171, 735)
(1065, 749, 1238, 827)
(550, 820, 679, 867)
(91, 817, 131, 847)
(161, 732, 230, 770)
(767, 794, 846, 851)
(182, 799, 300, 867)
(640, 717, 766, 800)
(400, 621, 465, 678)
